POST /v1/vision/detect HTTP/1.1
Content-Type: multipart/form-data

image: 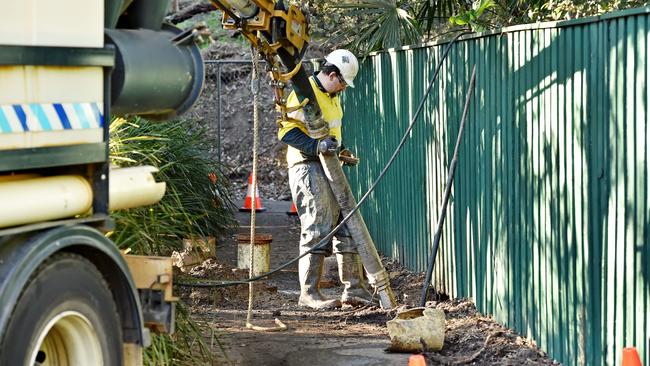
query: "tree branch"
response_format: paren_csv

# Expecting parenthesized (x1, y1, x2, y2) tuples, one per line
(168, 2, 217, 24)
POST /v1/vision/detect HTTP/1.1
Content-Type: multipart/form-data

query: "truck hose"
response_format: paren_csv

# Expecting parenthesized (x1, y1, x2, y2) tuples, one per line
(177, 31, 471, 289)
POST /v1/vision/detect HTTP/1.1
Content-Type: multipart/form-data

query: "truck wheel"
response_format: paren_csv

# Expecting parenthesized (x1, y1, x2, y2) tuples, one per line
(0, 253, 123, 365)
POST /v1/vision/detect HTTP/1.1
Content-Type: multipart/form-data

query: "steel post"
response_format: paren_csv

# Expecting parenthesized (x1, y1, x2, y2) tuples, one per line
(216, 63, 222, 164)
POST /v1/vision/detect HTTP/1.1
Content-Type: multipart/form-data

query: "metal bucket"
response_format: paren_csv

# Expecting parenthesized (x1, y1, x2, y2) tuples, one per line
(236, 233, 272, 276)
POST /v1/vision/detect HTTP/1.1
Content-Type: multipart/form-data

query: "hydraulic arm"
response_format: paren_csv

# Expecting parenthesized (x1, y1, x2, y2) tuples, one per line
(208, 0, 397, 309)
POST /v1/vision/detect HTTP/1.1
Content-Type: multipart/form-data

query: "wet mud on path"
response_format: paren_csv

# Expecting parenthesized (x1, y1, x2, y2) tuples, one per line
(180, 201, 558, 365)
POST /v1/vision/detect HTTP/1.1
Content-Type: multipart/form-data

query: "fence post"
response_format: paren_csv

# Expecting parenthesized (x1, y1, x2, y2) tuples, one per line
(216, 63, 222, 164)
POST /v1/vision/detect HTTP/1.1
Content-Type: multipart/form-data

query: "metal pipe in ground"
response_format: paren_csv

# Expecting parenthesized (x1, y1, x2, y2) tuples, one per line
(319, 154, 397, 309)
(420, 65, 477, 307)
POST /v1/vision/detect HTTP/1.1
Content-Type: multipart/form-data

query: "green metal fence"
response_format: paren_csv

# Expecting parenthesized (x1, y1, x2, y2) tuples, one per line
(343, 7, 650, 366)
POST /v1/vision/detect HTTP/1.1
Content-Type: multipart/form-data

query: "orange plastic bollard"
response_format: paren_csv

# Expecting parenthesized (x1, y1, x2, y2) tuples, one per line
(621, 347, 642, 366)
(408, 354, 426, 366)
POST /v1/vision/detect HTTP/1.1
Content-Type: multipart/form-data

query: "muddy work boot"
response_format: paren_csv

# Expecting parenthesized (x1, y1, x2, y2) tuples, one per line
(298, 254, 342, 309)
(337, 253, 378, 306)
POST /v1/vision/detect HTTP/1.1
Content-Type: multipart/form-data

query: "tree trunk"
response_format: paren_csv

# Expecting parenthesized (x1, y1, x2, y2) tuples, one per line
(168, 3, 216, 24)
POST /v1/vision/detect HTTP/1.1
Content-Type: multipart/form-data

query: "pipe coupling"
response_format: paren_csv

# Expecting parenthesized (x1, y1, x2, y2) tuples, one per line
(307, 123, 330, 140)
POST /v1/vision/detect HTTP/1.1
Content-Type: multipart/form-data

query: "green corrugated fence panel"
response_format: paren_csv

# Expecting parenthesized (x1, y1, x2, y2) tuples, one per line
(343, 7, 650, 366)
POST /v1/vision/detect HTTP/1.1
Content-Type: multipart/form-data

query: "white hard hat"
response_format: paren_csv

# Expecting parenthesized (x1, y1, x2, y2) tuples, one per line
(324, 49, 359, 88)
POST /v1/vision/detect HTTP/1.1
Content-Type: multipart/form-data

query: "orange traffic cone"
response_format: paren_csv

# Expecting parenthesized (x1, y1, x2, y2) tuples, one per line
(621, 347, 642, 366)
(240, 174, 266, 212)
(287, 201, 298, 216)
(408, 354, 426, 366)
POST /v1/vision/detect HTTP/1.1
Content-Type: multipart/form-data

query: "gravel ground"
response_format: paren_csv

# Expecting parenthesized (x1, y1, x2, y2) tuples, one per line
(174, 201, 559, 365)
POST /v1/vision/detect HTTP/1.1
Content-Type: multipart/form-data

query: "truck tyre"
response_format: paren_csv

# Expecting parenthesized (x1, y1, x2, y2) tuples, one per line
(0, 253, 123, 365)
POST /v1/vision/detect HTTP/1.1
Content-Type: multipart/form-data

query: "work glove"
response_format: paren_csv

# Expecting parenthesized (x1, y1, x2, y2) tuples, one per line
(318, 136, 339, 156)
(339, 148, 359, 166)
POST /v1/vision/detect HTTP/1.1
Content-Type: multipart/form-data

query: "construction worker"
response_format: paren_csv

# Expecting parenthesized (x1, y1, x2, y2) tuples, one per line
(278, 49, 375, 309)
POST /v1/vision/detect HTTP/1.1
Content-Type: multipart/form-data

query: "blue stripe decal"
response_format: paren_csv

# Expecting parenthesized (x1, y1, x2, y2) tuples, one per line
(12, 105, 28, 131)
(30, 104, 52, 131)
(0, 102, 102, 133)
(0, 109, 11, 133)
(73, 103, 91, 128)
(91, 103, 104, 127)
(53, 104, 72, 129)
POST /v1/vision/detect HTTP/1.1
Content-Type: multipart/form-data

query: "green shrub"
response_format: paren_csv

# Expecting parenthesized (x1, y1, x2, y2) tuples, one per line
(109, 117, 236, 365)
(108, 117, 236, 255)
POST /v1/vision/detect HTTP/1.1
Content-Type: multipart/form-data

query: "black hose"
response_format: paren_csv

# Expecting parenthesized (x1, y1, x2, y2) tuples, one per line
(419, 65, 477, 307)
(177, 31, 471, 288)
(208, 0, 242, 25)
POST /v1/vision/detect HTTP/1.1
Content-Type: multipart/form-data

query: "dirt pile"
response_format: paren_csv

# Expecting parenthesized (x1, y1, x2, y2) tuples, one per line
(175, 258, 249, 306)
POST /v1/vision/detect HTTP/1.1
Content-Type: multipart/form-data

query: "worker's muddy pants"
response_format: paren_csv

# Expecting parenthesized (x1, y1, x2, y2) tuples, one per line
(288, 161, 357, 256)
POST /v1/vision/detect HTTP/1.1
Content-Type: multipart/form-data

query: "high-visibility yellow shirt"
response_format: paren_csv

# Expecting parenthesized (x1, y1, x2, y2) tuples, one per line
(277, 76, 343, 167)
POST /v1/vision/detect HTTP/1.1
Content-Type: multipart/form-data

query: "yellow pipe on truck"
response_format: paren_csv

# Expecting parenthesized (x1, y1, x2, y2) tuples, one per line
(108, 166, 166, 211)
(0, 166, 165, 228)
(0, 175, 93, 228)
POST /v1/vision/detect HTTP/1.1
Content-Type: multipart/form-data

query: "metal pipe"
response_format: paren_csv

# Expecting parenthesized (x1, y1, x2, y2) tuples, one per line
(0, 167, 166, 228)
(216, 63, 222, 164)
(420, 65, 477, 307)
(109, 167, 166, 211)
(0, 176, 93, 228)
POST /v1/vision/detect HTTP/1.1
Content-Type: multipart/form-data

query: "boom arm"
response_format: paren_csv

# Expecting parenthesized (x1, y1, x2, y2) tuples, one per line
(209, 0, 329, 138)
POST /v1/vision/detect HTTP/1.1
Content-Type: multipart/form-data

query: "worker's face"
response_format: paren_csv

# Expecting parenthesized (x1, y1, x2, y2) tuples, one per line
(326, 72, 347, 94)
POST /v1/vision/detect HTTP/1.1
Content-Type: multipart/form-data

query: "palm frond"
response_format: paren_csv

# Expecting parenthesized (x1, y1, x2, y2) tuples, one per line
(331, 0, 423, 55)
(414, 0, 457, 35)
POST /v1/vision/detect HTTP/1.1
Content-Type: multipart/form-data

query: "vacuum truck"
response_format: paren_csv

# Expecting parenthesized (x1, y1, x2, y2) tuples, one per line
(0, 0, 397, 363)
(0, 0, 204, 364)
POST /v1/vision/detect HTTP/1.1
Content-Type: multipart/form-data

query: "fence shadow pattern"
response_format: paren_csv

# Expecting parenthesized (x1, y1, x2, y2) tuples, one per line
(343, 7, 650, 366)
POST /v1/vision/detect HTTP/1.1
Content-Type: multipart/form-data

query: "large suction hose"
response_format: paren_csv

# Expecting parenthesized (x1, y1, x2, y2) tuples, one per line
(103, 0, 204, 119)
(319, 155, 397, 308)
(106, 26, 204, 119)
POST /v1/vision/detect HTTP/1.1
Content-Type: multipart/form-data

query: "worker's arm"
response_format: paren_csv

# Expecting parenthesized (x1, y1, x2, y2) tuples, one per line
(281, 128, 340, 156)
(280, 128, 319, 156)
